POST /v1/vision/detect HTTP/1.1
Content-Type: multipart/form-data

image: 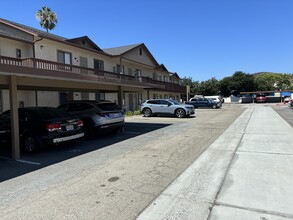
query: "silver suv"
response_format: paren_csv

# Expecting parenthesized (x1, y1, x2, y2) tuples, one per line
(140, 99, 194, 118)
(57, 100, 124, 137)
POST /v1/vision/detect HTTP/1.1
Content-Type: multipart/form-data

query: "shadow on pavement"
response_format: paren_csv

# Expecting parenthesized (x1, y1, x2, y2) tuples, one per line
(0, 122, 171, 182)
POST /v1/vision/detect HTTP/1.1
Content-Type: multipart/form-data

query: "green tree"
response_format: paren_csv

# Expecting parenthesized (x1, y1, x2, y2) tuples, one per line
(254, 72, 292, 91)
(198, 77, 219, 95)
(180, 77, 201, 95)
(219, 71, 255, 96)
(36, 6, 58, 33)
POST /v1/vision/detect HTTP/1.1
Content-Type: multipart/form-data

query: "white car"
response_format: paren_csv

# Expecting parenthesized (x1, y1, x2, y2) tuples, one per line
(141, 99, 194, 118)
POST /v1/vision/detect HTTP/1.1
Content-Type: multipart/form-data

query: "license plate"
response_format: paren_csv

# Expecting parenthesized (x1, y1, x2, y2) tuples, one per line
(66, 125, 74, 131)
(110, 113, 121, 118)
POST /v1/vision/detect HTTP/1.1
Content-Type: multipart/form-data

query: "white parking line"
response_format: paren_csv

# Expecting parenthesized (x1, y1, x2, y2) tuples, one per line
(16, 160, 41, 165)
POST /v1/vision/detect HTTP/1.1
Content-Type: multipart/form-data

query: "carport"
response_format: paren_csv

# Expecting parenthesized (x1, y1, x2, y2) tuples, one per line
(0, 58, 163, 160)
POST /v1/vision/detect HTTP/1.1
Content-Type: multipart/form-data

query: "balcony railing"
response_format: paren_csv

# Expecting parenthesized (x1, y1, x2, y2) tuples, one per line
(0, 56, 186, 93)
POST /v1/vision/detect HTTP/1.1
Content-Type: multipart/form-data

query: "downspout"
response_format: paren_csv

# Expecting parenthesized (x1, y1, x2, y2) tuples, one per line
(119, 56, 123, 74)
(33, 36, 43, 107)
(33, 36, 43, 60)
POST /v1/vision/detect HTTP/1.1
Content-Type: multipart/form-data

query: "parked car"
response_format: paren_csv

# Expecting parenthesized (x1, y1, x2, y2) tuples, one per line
(255, 94, 267, 103)
(289, 99, 293, 107)
(185, 97, 222, 109)
(284, 97, 291, 103)
(0, 107, 84, 152)
(57, 100, 125, 137)
(140, 99, 194, 118)
(204, 96, 224, 103)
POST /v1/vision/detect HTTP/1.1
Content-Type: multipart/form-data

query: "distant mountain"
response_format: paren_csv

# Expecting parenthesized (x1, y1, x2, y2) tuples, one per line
(253, 72, 292, 76)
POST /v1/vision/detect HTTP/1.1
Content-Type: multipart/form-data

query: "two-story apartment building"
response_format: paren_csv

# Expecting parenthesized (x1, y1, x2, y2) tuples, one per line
(0, 18, 188, 159)
(0, 18, 187, 113)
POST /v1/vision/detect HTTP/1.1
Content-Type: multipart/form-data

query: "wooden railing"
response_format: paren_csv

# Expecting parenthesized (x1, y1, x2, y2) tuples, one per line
(0, 56, 186, 93)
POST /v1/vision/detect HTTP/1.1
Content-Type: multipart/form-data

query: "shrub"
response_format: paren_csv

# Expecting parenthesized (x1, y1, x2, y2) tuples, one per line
(125, 110, 141, 117)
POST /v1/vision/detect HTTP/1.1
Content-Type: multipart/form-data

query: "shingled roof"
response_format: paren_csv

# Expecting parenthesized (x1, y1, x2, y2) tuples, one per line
(103, 43, 142, 56)
(0, 18, 108, 54)
(0, 18, 66, 41)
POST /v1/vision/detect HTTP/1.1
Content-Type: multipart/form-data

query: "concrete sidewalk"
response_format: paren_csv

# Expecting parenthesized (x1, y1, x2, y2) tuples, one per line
(137, 106, 293, 220)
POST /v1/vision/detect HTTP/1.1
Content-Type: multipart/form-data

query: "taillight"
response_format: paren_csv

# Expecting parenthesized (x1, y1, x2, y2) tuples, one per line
(77, 119, 83, 127)
(46, 123, 61, 132)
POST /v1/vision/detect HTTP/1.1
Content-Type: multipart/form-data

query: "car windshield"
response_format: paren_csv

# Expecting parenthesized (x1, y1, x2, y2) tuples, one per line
(168, 100, 180, 105)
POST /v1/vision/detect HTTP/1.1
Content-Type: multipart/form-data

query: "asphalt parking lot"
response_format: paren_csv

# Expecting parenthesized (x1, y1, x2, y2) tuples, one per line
(0, 103, 292, 220)
(0, 121, 172, 182)
(1, 104, 292, 180)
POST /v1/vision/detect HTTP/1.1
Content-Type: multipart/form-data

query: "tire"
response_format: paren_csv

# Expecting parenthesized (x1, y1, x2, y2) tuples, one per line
(83, 120, 96, 139)
(212, 105, 217, 109)
(22, 135, 41, 152)
(175, 108, 186, 118)
(143, 108, 152, 117)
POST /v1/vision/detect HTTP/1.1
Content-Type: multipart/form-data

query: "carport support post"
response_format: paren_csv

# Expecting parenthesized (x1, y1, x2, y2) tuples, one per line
(9, 75, 20, 160)
(118, 86, 124, 112)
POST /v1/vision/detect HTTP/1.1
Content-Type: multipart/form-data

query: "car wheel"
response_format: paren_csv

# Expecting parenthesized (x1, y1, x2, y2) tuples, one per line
(83, 120, 96, 139)
(23, 135, 41, 152)
(143, 108, 152, 117)
(175, 109, 186, 118)
(212, 105, 217, 109)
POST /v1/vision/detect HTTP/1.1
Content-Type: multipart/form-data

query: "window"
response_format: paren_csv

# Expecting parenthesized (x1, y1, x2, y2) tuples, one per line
(116, 65, 120, 73)
(147, 100, 160, 104)
(135, 69, 141, 77)
(160, 100, 169, 105)
(57, 51, 72, 64)
(16, 48, 21, 58)
(57, 50, 72, 70)
(94, 59, 104, 71)
(139, 48, 142, 56)
(127, 68, 132, 75)
(80, 57, 88, 74)
(116, 65, 124, 74)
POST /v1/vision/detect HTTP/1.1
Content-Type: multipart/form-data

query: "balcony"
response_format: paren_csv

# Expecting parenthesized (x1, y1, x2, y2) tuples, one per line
(0, 56, 186, 93)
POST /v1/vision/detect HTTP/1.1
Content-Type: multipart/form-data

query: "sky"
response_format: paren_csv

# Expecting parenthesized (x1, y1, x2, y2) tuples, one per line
(1, 0, 292, 81)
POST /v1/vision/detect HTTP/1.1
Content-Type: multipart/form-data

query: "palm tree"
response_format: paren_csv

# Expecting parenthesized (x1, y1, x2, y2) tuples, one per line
(36, 6, 58, 33)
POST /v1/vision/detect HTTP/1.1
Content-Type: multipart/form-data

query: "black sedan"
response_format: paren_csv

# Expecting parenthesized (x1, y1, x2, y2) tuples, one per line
(185, 98, 222, 109)
(0, 107, 84, 152)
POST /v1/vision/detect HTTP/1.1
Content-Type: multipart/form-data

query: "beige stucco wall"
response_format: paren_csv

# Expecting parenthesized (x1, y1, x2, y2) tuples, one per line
(37, 91, 59, 107)
(0, 37, 33, 58)
(123, 46, 155, 67)
(34, 39, 113, 72)
(2, 90, 35, 111)
(105, 93, 118, 103)
(1, 90, 60, 111)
